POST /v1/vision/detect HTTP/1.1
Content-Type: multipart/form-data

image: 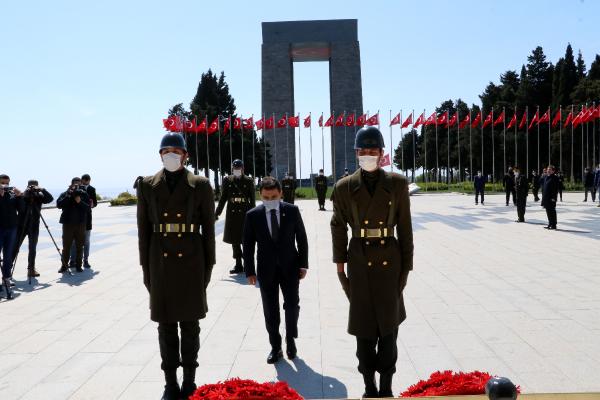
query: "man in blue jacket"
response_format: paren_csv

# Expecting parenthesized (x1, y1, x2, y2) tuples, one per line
(243, 176, 308, 364)
(473, 171, 486, 205)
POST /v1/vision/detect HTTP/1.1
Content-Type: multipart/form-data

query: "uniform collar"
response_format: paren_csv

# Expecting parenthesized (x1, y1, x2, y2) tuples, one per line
(151, 168, 197, 188)
(348, 168, 391, 193)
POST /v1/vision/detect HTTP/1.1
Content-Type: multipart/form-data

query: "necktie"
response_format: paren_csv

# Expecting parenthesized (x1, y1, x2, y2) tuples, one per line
(270, 209, 279, 241)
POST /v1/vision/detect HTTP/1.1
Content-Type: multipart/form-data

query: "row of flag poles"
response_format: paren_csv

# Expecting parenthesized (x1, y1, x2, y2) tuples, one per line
(163, 103, 600, 184)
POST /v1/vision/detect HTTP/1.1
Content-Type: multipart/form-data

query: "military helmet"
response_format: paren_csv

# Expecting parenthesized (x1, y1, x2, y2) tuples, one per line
(485, 377, 517, 400)
(354, 126, 385, 149)
(159, 133, 187, 153)
(232, 159, 244, 168)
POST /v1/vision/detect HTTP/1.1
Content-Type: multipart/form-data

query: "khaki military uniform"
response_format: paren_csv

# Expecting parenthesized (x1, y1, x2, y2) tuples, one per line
(282, 177, 297, 204)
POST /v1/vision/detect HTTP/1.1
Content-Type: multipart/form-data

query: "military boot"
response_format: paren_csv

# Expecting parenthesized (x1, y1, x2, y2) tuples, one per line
(229, 258, 244, 274)
(378, 373, 394, 398)
(161, 370, 180, 400)
(361, 372, 378, 399)
(180, 367, 197, 399)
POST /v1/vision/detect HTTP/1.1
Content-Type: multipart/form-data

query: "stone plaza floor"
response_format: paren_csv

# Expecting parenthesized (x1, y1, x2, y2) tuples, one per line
(0, 192, 599, 399)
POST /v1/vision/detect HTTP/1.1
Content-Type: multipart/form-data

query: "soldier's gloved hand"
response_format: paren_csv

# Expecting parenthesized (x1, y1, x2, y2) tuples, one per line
(398, 270, 410, 292)
(337, 271, 350, 299)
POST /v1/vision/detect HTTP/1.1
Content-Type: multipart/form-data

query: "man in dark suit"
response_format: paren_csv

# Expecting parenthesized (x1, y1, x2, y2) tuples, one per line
(541, 165, 559, 230)
(473, 171, 486, 205)
(243, 176, 309, 364)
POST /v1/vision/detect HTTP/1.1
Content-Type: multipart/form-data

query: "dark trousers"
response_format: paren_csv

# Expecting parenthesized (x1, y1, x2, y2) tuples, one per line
(24, 225, 40, 269)
(0, 227, 17, 279)
(317, 191, 326, 208)
(584, 187, 596, 202)
(356, 329, 398, 375)
(259, 274, 300, 350)
(505, 188, 516, 205)
(516, 198, 527, 221)
(232, 243, 242, 262)
(532, 187, 540, 201)
(158, 320, 200, 371)
(61, 224, 85, 268)
(475, 190, 484, 204)
(545, 206, 557, 227)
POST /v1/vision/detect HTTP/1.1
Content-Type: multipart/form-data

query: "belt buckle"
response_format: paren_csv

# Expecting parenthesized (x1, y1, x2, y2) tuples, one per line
(364, 228, 381, 238)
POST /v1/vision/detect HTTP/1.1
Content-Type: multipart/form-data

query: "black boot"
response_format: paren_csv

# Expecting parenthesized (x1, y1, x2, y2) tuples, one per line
(229, 258, 244, 274)
(180, 367, 197, 399)
(161, 370, 180, 400)
(379, 373, 394, 398)
(361, 372, 378, 399)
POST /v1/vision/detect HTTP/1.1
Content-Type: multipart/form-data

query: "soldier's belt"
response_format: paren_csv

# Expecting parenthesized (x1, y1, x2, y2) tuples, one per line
(231, 197, 246, 203)
(153, 223, 199, 234)
(352, 226, 395, 238)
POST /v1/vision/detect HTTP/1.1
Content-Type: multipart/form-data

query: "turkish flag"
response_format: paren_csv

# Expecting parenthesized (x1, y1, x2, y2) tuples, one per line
(482, 111, 493, 128)
(277, 115, 287, 128)
(196, 118, 207, 133)
(163, 117, 175, 131)
(242, 117, 253, 130)
(324, 115, 334, 127)
(506, 113, 517, 129)
(304, 115, 311, 128)
(493, 111, 505, 127)
(356, 114, 367, 126)
(288, 115, 300, 128)
(538, 110, 550, 124)
(424, 112, 437, 126)
(562, 112, 573, 128)
(223, 117, 231, 132)
(413, 112, 425, 128)
(265, 116, 275, 129)
(471, 112, 482, 128)
(518, 112, 527, 129)
(459, 114, 470, 129)
(401, 113, 413, 128)
(318, 115, 323, 127)
(335, 113, 345, 127)
(255, 118, 264, 131)
(379, 153, 391, 167)
(207, 118, 219, 134)
(345, 113, 355, 127)
(436, 112, 448, 125)
(551, 110, 561, 128)
(390, 113, 401, 126)
(183, 119, 194, 133)
(366, 113, 379, 126)
(446, 113, 457, 128)
(233, 117, 242, 130)
(528, 111, 539, 130)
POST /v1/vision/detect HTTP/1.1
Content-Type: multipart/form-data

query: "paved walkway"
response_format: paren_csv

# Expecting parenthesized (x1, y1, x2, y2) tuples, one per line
(1, 192, 599, 399)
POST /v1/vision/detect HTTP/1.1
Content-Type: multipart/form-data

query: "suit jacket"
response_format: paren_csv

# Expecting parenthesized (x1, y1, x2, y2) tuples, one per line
(242, 202, 308, 285)
(541, 174, 559, 208)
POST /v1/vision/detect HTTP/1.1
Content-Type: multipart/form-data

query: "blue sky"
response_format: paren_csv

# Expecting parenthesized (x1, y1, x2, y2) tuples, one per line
(1, 0, 598, 195)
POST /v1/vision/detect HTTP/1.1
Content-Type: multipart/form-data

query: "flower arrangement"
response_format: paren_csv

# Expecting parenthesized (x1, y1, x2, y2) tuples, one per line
(189, 378, 303, 400)
(401, 370, 519, 397)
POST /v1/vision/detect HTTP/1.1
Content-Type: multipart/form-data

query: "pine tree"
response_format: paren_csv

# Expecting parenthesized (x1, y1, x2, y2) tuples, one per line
(588, 54, 600, 80)
(576, 50, 586, 79)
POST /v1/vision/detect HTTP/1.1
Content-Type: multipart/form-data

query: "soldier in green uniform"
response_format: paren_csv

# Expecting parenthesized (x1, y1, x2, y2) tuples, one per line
(216, 159, 255, 274)
(331, 126, 414, 399)
(136, 133, 216, 400)
(514, 166, 529, 223)
(281, 172, 297, 204)
(314, 168, 328, 210)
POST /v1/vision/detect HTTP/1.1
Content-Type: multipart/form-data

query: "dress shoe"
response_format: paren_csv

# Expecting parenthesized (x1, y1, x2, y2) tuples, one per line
(84, 262, 92, 269)
(58, 266, 68, 273)
(286, 337, 297, 359)
(160, 383, 180, 400)
(267, 348, 283, 364)
(229, 267, 244, 274)
(27, 269, 40, 277)
(76, 266, 84, 273)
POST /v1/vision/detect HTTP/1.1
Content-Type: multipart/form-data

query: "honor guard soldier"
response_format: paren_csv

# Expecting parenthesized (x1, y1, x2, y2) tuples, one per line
(513, 166, 528, 222)
(331, 126, 414, 399)
(136, 133, 216, 400)
(314, 169, 328, 210)
(216, 159, 255, 274)
(281, 172, 297, 204)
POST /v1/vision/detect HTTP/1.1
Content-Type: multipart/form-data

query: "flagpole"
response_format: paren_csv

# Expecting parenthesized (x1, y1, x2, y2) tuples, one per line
(400, 110, 405, 175)
(389, 109, 393, 173)
(581, 104, 585, 181)
(344, 111, 348, 170)
(469, 108, 472, 181)
(353, 109, 357, 172)
(194, 117, 199, 176)
(457, 109, 461, 182)
(593, 102, 596, 168)
(240, 114, 244, 165)
(503, 106, 506, 171)
(251, 114, 256, 179)
(446, 111, 450, 184)
(412, 109, 416, 182)
(285, 112, 290, 175)
(526, 106, 529, 175)
(435, 111, 439, 183)
(208, 116, 212, 179)
(229, 115, 233, 167)
(217, 116, 222, 184)
(537, 105, 540, 172)
(570, 106, 574, 181)
(424, 109, 428, 190)
(298, 114, 302, 188)
(273, 112, 278, 178)
(263, 113, 267, 177)
(586, 105, 589, 168)
(308, 113, 314, 194)
(514, 105, 518, 168)
(481, 109, 484, 178)
(559, 107, 562, 172)
(321, 113, 325, 172)
(491, 107, 495, 183)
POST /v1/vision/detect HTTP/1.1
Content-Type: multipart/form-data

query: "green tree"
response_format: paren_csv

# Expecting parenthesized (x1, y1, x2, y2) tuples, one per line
(576, 50, 586, 79)
(588, 54, 600, 80)
(555, 44, 579, 106)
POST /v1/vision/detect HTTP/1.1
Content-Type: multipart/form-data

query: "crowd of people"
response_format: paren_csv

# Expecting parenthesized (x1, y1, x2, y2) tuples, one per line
(0, 174, 97, 296)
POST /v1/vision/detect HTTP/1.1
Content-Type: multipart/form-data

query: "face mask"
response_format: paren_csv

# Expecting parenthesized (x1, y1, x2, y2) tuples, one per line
(263, 199, 279, 211)
(162, 153, 182, 172)
(319, 172, 324, 176)
(515, 172, 520, 177)
(233, 170, 242, 177)
(358, 155, 379, 172)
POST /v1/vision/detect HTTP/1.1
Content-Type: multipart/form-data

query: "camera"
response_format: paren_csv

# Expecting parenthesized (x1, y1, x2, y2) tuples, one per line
(68, 185, 87, 196)
(1, 185, 15, 193)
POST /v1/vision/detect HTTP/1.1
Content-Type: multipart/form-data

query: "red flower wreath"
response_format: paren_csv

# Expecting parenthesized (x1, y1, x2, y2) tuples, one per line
(189, 378, 303, 400)
(400, 370, 519, 397)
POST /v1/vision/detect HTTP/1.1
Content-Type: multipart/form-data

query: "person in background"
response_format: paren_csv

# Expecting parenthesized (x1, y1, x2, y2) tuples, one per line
(474, 171, 486, 205)
(513, 167, 528, 223)
(541, 165, 559, 230)
(57, 177, 90, 273)
(0, 174, 23, 290)
(69, 174, 97, 269)
(583, 167, 595, 202)
(530, 170, 541, 202)
(502, 167, 516, 206)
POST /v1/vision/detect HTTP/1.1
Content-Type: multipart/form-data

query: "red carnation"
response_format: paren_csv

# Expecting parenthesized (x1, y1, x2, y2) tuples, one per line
(400, 370, 520, 397)
(190, 378, 303, 400)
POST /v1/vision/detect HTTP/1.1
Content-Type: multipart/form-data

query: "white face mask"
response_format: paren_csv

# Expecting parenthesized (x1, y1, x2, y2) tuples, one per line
(233, 169, 242, 177)
(515, 172, 520, 177)
(162, 153, 182, 172)
(263, 199, 279, 211)
(358, 155, 379, 172)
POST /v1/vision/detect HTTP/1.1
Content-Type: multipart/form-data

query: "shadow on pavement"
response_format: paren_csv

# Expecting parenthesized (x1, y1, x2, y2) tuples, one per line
(275, 357, 348, 399)
(57, 268, 100, 286)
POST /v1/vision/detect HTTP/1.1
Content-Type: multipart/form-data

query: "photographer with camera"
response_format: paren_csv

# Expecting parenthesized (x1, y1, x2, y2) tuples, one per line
(68, 174, 96, 269)
(16, 180, 54, 278)
(0, 174, 23, 290)
(57, 177, 90, 273)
